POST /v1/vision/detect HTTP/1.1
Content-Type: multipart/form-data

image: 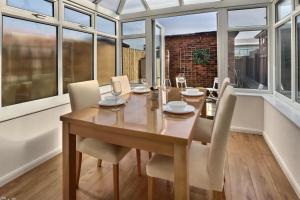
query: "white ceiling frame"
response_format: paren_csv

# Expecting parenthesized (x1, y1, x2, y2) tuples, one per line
(141, 0, 150, 10)
(117, 0, 127, 14)
(94, 0, 103, 4)
(179, 0, 184, 7)
(120, 0, 271, 20)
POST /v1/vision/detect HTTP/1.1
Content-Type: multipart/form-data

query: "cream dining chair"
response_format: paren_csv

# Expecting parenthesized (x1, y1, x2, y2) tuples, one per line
(111, 75, 152, 175)
(146, 86, 236, 200)
(193, 77, 231, 144)
(111, 75, 132, 95)
(68, 80, 140, 200)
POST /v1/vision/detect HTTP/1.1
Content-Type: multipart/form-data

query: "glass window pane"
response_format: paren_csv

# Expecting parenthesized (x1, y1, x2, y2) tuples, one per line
(96, 16, 116, 35)
(276, 21, 291, 98)
(276, 0, 292, 22)
(228, 31, 268, 90)
(7, 0, 54, 16)
(122, 38, 146, 83)
(122, 20, 145, 35)
(228, 8, 267, 28)
(2, 16, 57, 106)
(184, 0, 220, 5)
(146, 0, 178, 9)
(122, 0, 145, 14)
(296, 16, 300, 103)
(99, 0, 120, 12)
(63, 29, 93, 93)
(64, 7, 91, 27)
(97, 36, 116, 86)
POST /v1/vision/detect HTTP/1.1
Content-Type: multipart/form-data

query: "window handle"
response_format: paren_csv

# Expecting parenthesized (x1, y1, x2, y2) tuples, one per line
(32, 13, 47, 19)
(79, 25, 88, 29)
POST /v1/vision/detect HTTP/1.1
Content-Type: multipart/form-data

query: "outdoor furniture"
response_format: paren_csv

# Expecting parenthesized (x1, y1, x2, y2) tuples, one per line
(207, 77, 219, 101)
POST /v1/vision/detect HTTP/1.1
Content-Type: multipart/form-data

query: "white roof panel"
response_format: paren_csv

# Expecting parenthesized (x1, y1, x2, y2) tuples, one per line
(146, 0, 179, 9)
(122, 0, 146, 14)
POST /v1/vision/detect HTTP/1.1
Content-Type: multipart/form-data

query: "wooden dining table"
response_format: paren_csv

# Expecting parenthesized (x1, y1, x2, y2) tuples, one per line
(60, 87, 206, 200)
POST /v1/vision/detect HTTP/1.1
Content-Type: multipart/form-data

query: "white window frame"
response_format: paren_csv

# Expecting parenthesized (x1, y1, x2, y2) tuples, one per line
(120, 19, 148, 83)
(227, 5, 272, 94)
(273, 0, 300, 109)
(0, 0, 120, 121)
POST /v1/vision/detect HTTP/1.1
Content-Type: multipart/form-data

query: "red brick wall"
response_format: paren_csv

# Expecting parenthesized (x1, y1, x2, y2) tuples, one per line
(165, 32, 217, 88)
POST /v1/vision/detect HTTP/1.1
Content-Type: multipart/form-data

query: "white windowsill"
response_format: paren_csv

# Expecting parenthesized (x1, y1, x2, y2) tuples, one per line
(235, 91, 300, 129)
(263, 94, 300, 129)
(0, 85, 113, 122)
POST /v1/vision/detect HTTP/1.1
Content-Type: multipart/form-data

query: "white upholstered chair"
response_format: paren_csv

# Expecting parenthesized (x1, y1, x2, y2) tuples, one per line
(68, 80, 140, 200)
(111, 75, 132, 95)
(111, 75, 152, 174)
(193, 77, 231, 144)
(146, 86, 236, 200)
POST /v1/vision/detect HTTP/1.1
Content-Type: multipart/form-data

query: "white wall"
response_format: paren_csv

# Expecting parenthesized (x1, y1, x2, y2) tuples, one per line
(264, 101, 300, 198)
(231, 95, 264, 134)
(0, 104, 71, 186)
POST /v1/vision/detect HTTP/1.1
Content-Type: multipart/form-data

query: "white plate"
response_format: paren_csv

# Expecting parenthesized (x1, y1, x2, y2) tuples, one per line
(99, 98, 126, 107)
(132, 88, 151, 94)
(163, 105, 195, 114)
(181, 91, 205, 97)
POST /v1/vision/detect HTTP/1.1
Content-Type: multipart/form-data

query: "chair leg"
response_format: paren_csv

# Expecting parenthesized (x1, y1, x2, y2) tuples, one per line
(211, 188, 225, 200)
(113, 164, 119, 200)
(148, 152, 152, 159)
(97, 159, 102, 167)
(136, 149, 142, 176)
(148, 176, 154, 200)
(76, 151, 82, 189)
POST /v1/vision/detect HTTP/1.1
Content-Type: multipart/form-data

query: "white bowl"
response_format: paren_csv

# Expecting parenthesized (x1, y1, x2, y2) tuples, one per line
(185, 88, 199, 95)
(104, 96, 118, 103)
(134, 86, 147, 91)
(167, 101, 187, 112)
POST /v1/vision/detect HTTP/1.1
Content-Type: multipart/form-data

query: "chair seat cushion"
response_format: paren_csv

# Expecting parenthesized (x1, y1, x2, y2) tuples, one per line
(146, 141, 216, 191)
(77, 138, 131, 164)
(192, 117, 213, 143)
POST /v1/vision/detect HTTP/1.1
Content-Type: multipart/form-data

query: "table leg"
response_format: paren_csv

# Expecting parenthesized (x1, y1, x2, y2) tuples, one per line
(63, 122, 76, 200)
(174, 144, 190, 200)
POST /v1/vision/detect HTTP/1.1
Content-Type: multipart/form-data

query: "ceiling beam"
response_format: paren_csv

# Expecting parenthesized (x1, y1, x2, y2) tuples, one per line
(179, 0, 184, 6)
(94, 0, 103, 4)
(117, 0, 127, 14)
(120, 0, 270, 20)
(141, 0, 150, 10)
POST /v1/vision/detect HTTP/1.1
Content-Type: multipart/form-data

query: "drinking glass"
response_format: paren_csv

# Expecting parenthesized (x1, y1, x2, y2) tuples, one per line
(111, 81, 122, 111)
(141, 78, 148, 88)
(163, 79, 172, 91)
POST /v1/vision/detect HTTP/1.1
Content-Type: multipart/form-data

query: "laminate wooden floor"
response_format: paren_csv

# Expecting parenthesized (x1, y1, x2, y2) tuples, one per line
(0, 133, 298, 200)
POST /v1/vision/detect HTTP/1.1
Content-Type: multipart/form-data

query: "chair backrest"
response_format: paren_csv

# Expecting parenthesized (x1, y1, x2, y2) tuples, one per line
(68, 80, 100, 112)
(218, 78, 230, 99)
(207, 86, 236, 191)
(112, 75, 131, 95)
(175, 77, 187, 88)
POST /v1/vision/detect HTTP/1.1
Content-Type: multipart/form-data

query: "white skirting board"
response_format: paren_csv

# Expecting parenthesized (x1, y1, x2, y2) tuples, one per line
(263, 132, 300, 199)
(0, 147, 62, 187)
(231, 126, 263, 135)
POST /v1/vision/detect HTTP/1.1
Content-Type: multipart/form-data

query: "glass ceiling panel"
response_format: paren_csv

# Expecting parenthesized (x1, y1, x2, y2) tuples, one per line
(146, 0, 179, 9)
(99, 0, 120, 12)
(184, 0, 220, 5)
(122, 0, 145, 14)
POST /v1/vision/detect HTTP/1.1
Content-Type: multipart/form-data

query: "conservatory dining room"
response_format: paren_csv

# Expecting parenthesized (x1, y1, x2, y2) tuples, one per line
(0, 0, 300, 200)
